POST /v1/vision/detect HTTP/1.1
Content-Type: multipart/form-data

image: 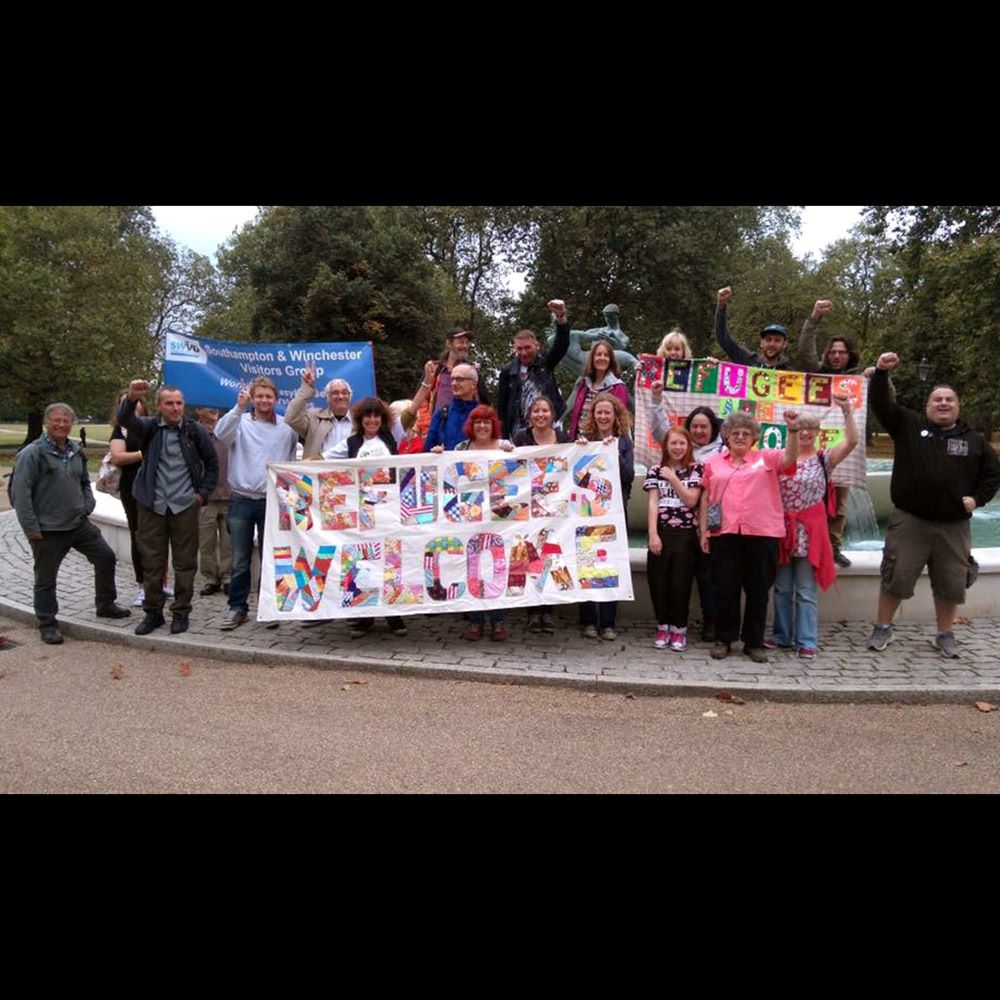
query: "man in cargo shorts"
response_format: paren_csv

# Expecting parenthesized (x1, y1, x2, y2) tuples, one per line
(866, 352, 999, 657)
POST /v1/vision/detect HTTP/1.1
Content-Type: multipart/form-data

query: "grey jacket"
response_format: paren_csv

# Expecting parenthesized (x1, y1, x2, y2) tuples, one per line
(13, 434, 95, 535)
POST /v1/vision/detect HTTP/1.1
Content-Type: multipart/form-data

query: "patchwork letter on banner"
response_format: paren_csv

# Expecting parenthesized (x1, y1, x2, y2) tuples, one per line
(260, 443, 633, 622)
(632, 354, 870, 491)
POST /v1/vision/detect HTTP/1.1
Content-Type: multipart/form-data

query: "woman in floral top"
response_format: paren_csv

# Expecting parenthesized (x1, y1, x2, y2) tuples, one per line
(644, 426, 703, 651)
(768, 392, 858, 659)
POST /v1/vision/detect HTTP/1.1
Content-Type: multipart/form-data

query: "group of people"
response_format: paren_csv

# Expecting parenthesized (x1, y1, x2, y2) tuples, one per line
(12, 289, 998, 660)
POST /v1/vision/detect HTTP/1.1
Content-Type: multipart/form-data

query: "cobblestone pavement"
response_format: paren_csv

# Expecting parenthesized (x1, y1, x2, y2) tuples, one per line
(1, 511, 998, 701)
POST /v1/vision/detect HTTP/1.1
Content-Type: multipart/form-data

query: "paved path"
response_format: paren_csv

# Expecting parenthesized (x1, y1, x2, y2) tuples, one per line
(1, 511, 998, 701)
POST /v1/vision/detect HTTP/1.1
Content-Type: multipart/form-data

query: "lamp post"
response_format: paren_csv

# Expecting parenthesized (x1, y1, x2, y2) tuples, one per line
(917, 354, 930, 382)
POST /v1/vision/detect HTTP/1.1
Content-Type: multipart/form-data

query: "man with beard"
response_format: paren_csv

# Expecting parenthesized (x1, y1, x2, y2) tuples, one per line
(714, 286, 791, 370)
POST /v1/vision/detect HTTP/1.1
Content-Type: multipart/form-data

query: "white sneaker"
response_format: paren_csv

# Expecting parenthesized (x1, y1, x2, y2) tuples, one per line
(654, 626, 670, 649)
(163, 585, 175, 598)
(131, 588, 145, 608)
(670, 628, 688, 652)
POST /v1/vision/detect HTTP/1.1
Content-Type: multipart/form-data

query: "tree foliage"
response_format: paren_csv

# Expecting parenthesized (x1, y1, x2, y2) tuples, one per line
(515, 205, 801, 361)
(860, 206, 1000, 430)
(200, 206, 453, 401)
(0, 205, 163, 438)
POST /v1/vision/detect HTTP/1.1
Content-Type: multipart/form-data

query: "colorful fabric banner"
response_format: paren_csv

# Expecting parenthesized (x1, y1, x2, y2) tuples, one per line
(258, 443, 634, 621)
(633, 356, 869, 488)
(163, 333, 376, 413)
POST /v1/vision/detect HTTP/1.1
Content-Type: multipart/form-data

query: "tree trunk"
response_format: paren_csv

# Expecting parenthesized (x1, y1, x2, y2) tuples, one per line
(23, 411, 43, 446)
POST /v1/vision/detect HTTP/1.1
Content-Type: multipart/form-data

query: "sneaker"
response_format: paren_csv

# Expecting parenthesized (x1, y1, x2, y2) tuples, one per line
(96, 604, 131, 619)
(491, 623, 506, 642)
(763, 637, 791, 650)
(163, 586, 175, 598)
(527, 614, 542, 633)
(931, 631, 959, 658)
(670, 629, 688, 652)
(465, 624, 484, 641)
(540, 613, 555, 634)
(135, 612, 166, 636)
(220, 610, 249, 631)
(654, 626, 670, 649)
(867, 623, 894, 652)
(582, 624, 599, 639)
(199, 582, 222, 596)
(833, 549, 852, 568)
(40, 625, 64, 645)
(131, 588, 145, 608)
(745, 645, 769, 664)
(348, 620, 372, 639)
(798, 647, 817, 660)
(388, 620, 408, 637)
(711, 641, 731, 660)
(170, 615, 189, 635)
(600, 627, 617, 641)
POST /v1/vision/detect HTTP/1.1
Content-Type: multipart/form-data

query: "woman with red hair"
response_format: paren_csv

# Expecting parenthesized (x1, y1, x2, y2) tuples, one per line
(454, 405, 512, 641)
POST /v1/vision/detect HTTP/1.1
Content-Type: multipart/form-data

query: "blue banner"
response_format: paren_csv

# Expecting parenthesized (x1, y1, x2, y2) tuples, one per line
(162, 333, 376, 413)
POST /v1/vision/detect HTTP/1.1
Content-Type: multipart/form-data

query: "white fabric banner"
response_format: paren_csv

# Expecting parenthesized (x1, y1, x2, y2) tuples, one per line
(259, 443, 634, 621)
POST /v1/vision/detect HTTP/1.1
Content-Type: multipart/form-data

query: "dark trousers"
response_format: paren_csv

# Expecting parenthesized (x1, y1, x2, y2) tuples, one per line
(119, 482, 144, 585)
(695, 548, 716, 622)
(579, 601, 617, 628)
(30, 519, 118, 627)
(136, 503, 200, 616)
(646, 526, 699, 627)
(709, 534, 778, 647)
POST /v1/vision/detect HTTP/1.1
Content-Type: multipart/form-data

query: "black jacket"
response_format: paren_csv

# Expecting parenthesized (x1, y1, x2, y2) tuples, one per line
(118, 399, 219, 511)
(497, 322, 570, 437)
(715, 306, 791, 370)
(871, 369, 1000, 521)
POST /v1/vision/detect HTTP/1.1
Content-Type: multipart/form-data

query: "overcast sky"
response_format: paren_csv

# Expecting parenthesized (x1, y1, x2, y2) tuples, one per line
(150, 205, 866, 265)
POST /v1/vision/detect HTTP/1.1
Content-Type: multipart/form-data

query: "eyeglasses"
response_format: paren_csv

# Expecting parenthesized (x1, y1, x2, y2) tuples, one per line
(451, 376, 474, 383)
(727, 430, 755, 439)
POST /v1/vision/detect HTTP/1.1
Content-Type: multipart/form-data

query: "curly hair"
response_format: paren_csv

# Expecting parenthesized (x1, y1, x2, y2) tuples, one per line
(720, 411, 760, 443)
(579, 393, 632, 439)
(350, 396, 392, 435)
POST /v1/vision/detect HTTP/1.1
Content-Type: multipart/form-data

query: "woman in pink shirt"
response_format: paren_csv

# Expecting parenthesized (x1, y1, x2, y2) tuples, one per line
(699, 410, 801, 663)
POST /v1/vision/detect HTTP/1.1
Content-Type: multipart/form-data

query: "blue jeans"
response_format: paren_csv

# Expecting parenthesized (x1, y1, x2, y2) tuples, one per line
(579, 601, 617, 629)
(227, 496, 267, 613)
(772, 557, 819, 650)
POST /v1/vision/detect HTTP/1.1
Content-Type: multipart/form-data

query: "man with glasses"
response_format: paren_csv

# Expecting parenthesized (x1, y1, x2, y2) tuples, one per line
(285, 364, 356, 459)
(423, 364, 482, 452)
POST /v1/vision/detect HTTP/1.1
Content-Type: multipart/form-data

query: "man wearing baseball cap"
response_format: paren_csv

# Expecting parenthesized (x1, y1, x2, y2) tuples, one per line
(714, 286, 792, 370)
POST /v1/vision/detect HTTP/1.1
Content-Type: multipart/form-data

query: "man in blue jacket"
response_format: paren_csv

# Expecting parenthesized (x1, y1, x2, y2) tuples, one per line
(13, 402, 130, 644)
(119, 380, 219, 636)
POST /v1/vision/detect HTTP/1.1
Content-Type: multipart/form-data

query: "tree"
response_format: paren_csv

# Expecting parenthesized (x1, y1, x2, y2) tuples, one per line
(0, 206, 164, 441)
(148, 235, 224, 342)
(861, 206, 1000, 430)
(200, 206, 453, 401)
(513, 206, 800, 397)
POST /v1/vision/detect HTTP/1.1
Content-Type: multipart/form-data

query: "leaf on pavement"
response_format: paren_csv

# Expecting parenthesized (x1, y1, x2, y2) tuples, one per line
(702, 709, 718, 718)
(955, 617, 972, 625)
(723, 709, 735, 717)
(623, 693, 635, 700)
(716, 691, 746, 705)
(343, 678, 369, 686)
(111, 664, 123, 680)
(975, 701, 996, 713)
(179, 661, 191, 677)
(955, 761, 969, 767)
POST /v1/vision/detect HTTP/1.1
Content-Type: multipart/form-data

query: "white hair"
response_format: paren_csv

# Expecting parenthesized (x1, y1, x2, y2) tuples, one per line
(324, 379, 352, 399)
